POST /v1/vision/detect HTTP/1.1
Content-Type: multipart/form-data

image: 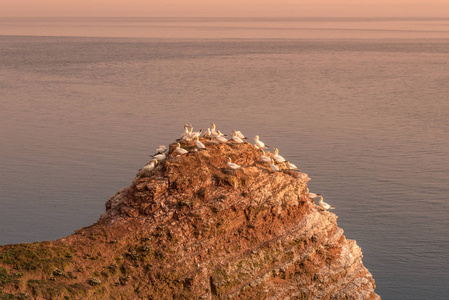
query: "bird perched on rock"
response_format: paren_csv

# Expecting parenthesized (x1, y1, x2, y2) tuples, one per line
(260, 150, 271, 163)
(317, 195, 335, 210)
(175, 143, 188, 155)
(194, 136, 206, 150)
(254, 135, 268, 149)
(305, 188, 318, 200)
(286, 161, 300, 171)
(191, 128, 203, 140)
(203, 128, 211, 138)
(182, 126, 194, 141)
(139, 159, 157, 172)
(156, 145, 167, 154)
(234, 130, 247, 139)
(215, 131, 228, 143)
(181, 125, 202, 142)
(211, 123, 227, 137)
(270, 159, 279, 172)
(231, 131, 244, 143)
(273, 148, 286, 163)
(179, 124, 190, 140)
(227, 157, 241, 170)
(153, 152, 166, 161)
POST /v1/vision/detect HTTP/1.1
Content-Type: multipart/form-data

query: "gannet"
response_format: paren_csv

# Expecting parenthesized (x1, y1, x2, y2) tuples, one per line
(175, 143, 188, 155)
(181, 126, 201, 141)
(254, 135, 268, 149)
(156, 145, 167, 154)
(305, 188, 318, 199)
(140, 159, 157, 171)
(215, 131, 228, 143)
(286, 161, 299, 171)
(260, 150, 271, 163)
(194, 136, 206, 150)
(210, 124, 226, 137)
(270, 159, 279, 172)
(227, 157, 241, 170)
(273, 148, 286, 163)
(179, 124, 189, 140)
(232, 131, 244, 143)
(181, 126, 193, 141)
(317, 195, 335, 210)
(192, 128, 203, 139)
(203, 128, 211, 138)
(187, 127, 196, 141)
(234, 130, 247, 139)
(153, 152, 166, 161)
(216, 130, 226, 137)
(211, 123, 218, 137)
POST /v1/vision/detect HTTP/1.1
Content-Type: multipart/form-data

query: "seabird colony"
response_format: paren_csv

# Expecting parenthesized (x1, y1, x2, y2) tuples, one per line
(145, 123, 335, 211)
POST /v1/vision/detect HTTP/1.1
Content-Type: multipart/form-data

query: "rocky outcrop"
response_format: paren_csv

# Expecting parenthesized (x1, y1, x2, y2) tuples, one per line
(0, 139, 379, 299)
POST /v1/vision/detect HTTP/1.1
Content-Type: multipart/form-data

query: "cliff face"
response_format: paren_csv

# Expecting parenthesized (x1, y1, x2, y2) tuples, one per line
(0, 140, 380, 299)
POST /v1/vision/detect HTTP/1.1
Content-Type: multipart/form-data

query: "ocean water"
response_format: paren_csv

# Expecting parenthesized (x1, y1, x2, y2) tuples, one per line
(1, 18, 449, 299)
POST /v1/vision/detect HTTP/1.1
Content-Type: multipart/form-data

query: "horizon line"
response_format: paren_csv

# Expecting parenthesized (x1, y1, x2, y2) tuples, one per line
(2, 16, 449, 21)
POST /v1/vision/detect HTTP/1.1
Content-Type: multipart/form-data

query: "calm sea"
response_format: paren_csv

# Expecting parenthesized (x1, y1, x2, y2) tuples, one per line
(1, 18, 448, 299)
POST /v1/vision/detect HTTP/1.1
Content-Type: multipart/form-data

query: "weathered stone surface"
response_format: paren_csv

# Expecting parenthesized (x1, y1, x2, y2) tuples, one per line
(0, 139, 379, 299)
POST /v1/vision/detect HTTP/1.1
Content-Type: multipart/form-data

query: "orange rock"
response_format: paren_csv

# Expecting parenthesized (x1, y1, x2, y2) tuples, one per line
(0, 139, 379, 299)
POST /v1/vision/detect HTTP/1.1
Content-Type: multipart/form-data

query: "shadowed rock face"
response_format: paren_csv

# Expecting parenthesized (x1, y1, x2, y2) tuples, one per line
(0, 139, 380, 299)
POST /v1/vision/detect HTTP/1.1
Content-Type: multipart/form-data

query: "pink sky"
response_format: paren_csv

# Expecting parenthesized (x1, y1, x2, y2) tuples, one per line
(1, 0, 449, 18)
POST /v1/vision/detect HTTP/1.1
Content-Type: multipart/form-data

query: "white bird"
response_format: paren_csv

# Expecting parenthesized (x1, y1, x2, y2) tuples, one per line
(211, 123, 218, 137)
(227, 157, 241, 170)
(141, 159, 157, 171)
(181, 125, 202, 141)
(234, 130, 247, 139)
(210, 124, 226, 137)
(175, 143, 188, 155)
(181, 126, 193, 141)
(317, 195, 335, 210)
(254, 135, 268, 149)
(215, 131, 228, 143)
(305, 187, 319, 199)
(260, 150, 271, 163)
(286, 161, 300, 171)
(216, 130, 226, 137)
(179, 124, 190, 140)
(203, 128, 211, 138)
(156, 145, 167, 154)
(153, 152, 166, 161)
(273, 148, 286, 163)
(192, 128, 203, 139)
(194, 136, 206, 150)
(270, 159, 279, 172)
(231, 131, 244, 143)
(186, 127, 196, 141)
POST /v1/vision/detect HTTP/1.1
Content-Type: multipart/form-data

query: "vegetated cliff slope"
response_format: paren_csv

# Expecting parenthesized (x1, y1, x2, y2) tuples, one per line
(0, 139, 380, 299)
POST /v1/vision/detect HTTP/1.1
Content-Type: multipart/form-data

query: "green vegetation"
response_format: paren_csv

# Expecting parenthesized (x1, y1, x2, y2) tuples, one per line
(88, 278, 101, 286)
(0, 243, 72, 273)
(0, 291, 15, 300)
(0, 267, 19, 285)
